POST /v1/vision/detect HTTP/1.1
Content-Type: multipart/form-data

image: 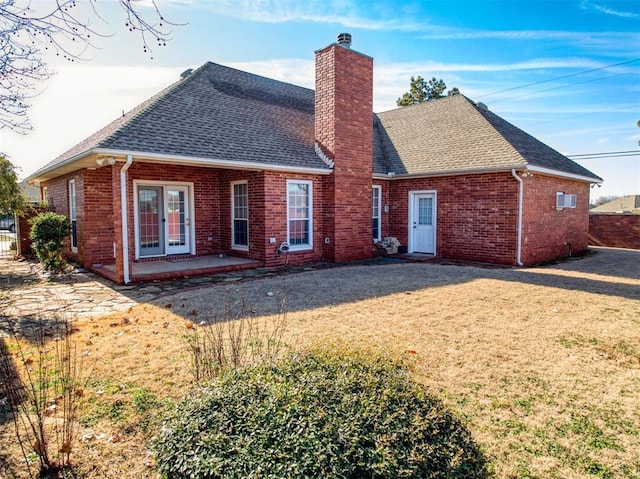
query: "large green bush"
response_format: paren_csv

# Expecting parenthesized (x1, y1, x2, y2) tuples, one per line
(152, 349, 489, 479)
(29, 212, 70, 271)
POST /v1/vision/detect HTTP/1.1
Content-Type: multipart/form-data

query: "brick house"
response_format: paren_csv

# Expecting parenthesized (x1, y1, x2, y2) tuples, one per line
(26, 34, 602, 284)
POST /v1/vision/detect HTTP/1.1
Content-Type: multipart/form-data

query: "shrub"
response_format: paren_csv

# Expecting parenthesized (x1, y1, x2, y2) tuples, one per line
(29, 212, 70, 271)
(152, 348, 489, 479)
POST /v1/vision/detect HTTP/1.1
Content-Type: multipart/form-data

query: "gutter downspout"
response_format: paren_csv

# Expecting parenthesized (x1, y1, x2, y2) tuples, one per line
(121, 155, 133, 284)
(511, 169, 524, 266)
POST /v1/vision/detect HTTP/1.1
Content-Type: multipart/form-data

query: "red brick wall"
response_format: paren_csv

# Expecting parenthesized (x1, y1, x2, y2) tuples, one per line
(520, 175, 590, 264)
(589, 214, 640, 249)
(82, 168, 115, 266)
(261, 172, 325, 267)
(387, 172, 591, 266)
(315, 43, 374, 262)
(388, 173, 520, 265)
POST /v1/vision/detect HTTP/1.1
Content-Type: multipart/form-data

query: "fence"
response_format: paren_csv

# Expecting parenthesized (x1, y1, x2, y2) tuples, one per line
(0, 213, 17, 259)
(589, 213, 640, 250)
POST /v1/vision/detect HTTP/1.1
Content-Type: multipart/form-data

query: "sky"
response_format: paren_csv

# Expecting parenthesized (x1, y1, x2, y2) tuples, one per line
(1, 0, 639, 201)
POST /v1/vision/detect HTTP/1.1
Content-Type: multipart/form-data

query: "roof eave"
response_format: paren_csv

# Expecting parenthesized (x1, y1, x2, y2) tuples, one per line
(373, 164, 603, 183)
(26, 148, 332, 183)
(93, 148, 333, 176)
(373, 165, 525, 180)
(25, 149, 95, 184)
(526, 165, 602, 184)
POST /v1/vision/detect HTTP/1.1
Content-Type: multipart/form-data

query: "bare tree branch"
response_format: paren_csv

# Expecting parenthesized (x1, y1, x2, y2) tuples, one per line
(0, 0, 179, 134)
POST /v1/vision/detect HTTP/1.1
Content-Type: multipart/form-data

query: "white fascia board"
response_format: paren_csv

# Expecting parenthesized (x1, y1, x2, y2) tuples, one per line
(94, 149, 333, 175)
(526, 165, 602, 184)
(25, 149, 93, 183)
(374, 165, 602, 184)
(373, 165, 525, 180)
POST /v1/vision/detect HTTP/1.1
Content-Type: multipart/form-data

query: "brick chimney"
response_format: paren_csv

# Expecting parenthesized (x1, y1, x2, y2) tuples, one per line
(315, 34, 374, 262)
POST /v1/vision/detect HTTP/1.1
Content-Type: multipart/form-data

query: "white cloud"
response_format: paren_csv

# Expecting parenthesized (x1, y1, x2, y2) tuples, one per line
(0, 64, 181, 178)
(581, 1, 639, 18)
(194, 0, 426, 31)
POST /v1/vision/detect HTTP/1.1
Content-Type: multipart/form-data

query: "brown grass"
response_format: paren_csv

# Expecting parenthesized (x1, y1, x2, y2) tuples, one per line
(1, 250, 639, 478)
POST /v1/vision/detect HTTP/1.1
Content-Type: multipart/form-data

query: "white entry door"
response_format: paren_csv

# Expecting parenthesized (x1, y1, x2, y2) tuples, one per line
(137, 185, 191, 257)
(411, 193, 436, 254)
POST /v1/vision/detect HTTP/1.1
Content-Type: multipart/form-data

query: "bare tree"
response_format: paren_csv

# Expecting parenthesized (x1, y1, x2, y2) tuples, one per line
(0, 0, 178, 133)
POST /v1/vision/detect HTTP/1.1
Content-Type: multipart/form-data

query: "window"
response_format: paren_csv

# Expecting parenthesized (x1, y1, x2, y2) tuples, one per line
(287, 180, 312, 249)
(556, 192, 577, 209)
(232, 181, 249, 249)
(69, 180, 77, 251)
(372, 185, 381, 241)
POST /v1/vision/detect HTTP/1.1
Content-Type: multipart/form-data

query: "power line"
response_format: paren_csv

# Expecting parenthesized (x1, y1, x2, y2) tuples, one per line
(487, 71, 636, 105)
(567, 150, 640, 160)
(476, 57, 640, 99)
(525, 104, 636, 126)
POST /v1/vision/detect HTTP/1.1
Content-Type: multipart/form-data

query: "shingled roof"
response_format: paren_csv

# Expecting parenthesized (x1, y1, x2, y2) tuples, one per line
(374, 94, 601, 181)
(29, 63, 600, 183)
(29, 62, 327, 181)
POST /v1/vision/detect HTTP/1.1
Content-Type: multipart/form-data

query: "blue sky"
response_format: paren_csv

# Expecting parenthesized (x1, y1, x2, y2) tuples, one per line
(2, 0, 639, 200)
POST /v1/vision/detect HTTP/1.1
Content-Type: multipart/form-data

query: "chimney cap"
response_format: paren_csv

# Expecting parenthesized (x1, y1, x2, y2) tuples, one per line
(336, 33, 352, 47)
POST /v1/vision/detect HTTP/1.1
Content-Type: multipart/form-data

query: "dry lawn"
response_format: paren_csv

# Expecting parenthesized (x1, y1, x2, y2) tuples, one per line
(1, 248, 639, 478)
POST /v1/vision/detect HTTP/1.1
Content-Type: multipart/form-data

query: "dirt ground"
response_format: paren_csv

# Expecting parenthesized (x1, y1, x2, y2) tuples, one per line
(1, 247, 639, 478)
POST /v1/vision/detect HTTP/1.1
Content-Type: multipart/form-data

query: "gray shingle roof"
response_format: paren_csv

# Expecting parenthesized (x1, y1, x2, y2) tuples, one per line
(30, 62, 326, 178)
(374, 94, 601, 180)
(31, 64, 600, 183)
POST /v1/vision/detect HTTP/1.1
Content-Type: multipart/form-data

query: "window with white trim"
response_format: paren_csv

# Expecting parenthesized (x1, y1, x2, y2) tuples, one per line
(556, 192, 577, 209)
(287, 180, 312, 249)
(372, 185, 381, 241)
(69, 180, 77, 251)
(232, 181, 249, 249)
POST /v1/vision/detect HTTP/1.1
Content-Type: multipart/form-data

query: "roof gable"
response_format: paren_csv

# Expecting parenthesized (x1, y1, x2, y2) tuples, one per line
(375, 95, 601, 181)
(29, 62, 327, 180)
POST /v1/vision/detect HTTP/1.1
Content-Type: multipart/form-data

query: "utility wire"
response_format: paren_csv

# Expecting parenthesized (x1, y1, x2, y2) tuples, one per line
(567, 150, 640, 160)
(569, 150, 639, 158)
(524, 104, 636, 126)
(476, 57, 640, 99)
(487, 71, 636, 105)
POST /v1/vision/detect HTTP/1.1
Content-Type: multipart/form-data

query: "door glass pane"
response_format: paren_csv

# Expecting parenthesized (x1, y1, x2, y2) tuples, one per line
(418, 197, 433, 225)
(138, 188, 161, 252)
(167, 189, 185, 247)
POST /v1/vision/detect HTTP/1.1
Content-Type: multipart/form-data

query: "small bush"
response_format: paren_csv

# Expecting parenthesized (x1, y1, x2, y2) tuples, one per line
(152, 348, 489, 479)
(29, 212, 70, 271)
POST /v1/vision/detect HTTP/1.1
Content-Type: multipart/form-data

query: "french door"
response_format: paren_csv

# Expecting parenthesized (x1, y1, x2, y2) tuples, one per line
(136, 184, 191, 257)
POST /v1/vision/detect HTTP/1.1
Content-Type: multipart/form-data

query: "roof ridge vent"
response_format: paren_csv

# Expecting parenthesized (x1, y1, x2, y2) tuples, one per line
(180, 68, 193, 79)
(336, 32, 352, 48)
(475, 101, 489, 111)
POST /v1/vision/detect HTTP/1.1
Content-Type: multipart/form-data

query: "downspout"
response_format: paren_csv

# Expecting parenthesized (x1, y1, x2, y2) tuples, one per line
(511, 169, 524, 266)
(121, 155, 133, 283)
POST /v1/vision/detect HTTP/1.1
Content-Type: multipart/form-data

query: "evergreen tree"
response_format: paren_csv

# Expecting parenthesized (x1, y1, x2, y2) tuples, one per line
(397, 76, 460, 106)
